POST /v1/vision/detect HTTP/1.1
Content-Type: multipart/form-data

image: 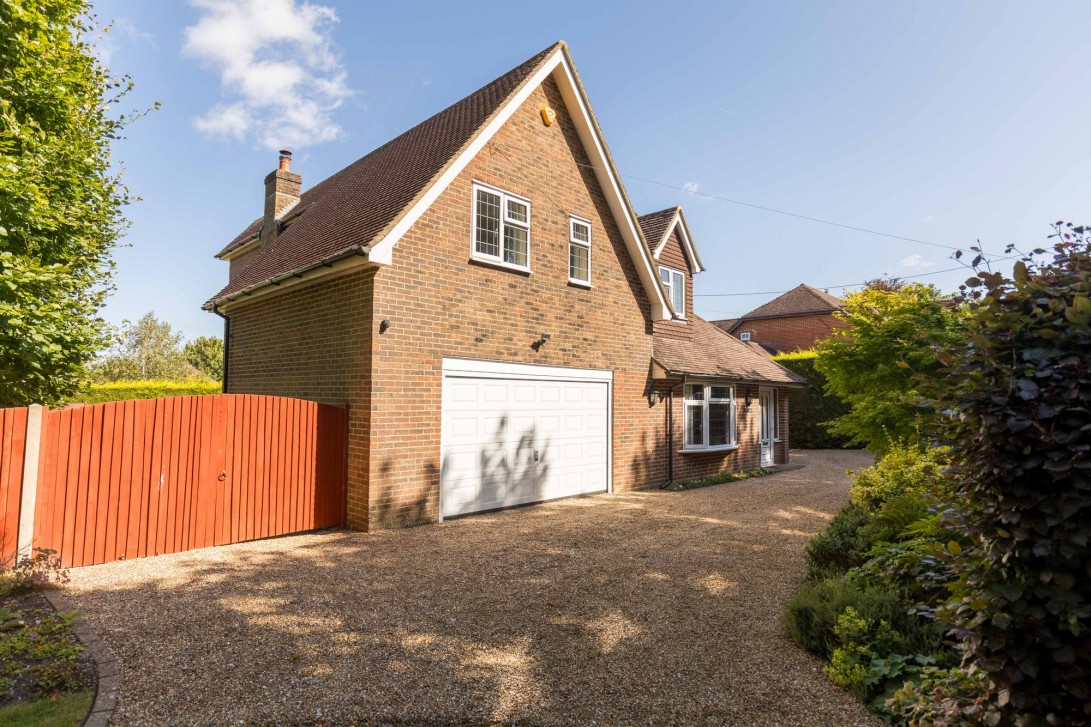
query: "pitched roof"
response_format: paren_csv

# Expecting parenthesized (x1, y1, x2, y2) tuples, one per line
(207, 43, 560, 305)
(652, 316, 805, 386)
(710, 284, 843, 333)
(637, 207, 704, 273)
(711, 318, 738, 334)
(637, 208, 676, 251)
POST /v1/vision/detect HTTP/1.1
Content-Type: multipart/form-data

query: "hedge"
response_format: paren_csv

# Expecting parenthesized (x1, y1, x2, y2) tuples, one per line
(66, 379, 222, 404)
(773, 351, 854, 449)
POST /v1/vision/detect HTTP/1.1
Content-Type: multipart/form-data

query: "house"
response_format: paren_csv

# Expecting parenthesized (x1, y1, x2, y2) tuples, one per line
(711, 284, 846, 354)
(205, 42, 805, 531)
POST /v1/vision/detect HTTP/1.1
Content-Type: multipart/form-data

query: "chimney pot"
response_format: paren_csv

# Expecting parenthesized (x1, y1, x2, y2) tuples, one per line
(278, 149, 292, 171)
(262, 151, 302, 247)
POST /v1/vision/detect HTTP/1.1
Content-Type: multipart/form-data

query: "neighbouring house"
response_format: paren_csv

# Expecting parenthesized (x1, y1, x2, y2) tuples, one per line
(205, 42, 805, 531)
(711, 284, 846, 354)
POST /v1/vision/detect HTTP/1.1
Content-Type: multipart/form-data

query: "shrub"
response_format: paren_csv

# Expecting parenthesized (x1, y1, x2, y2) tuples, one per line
(885, 666, 1001, 726)
(784, 574, 907, 658)
(804, 503, 872, 581)
(65, 378, 221, 404)
(939, 227, 1091, 723)
(850, 444, 950, 511)
(771, 351, 854, 449)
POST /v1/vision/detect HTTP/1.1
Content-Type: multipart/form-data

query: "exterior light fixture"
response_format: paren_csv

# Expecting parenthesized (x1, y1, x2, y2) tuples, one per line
(380, 319, 391, 333)
(744, 390, 753, 407)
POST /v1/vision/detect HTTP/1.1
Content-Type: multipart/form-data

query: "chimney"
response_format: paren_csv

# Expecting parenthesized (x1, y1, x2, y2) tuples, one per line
(261, 149, 302, 246)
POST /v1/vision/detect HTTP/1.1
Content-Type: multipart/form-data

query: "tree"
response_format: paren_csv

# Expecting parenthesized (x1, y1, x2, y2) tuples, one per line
(0, 1, 155, 405)
(940, 225, 1091, 723)
(92, 312, 197, 382)
(813, 282, 965, 453)
(184, 336, 223, 381)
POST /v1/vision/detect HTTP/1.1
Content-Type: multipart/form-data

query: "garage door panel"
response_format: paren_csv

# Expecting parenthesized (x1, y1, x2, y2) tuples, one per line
(441, 367, 609, 518)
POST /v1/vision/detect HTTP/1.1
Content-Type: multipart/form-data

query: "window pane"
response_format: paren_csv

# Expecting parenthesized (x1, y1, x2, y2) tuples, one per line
(572, 221, 590, 243)
(660, 267, 671, 284)
(685, 384, 703, 401)
(475, 190, 500, 257)
(710, 386, 731, 400)
(569, 243, 589, 281)
(686, 404, 704, 446)
(506, 199, 528, 223)
(671, 271, 685, 314)
(503, 224, 528, 267)
(709, 402, 730, 446)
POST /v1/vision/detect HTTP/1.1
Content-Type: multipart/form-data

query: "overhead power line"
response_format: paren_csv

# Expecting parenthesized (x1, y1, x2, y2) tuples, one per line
(571, 160, 978, 254)
(694, 256, 1021, 298)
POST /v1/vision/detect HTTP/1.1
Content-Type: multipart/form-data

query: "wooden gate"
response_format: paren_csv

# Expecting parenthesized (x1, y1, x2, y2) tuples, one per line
(1, 395, 348, 568)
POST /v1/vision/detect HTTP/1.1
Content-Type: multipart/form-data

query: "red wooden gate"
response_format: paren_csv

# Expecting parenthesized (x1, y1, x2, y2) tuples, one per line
(0, 395, 347, 568)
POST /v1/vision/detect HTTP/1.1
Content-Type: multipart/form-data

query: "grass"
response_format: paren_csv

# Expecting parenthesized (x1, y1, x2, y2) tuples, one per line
(662, 467, 769, 491)
(0, 690, 93, 727)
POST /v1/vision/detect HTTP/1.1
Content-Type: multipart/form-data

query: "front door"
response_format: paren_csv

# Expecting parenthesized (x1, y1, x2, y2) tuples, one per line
(759, 388, 775, 467)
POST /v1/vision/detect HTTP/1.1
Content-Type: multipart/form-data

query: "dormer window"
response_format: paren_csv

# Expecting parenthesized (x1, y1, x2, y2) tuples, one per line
(659, 265, 685, 318)
(472, 182, 530, 271)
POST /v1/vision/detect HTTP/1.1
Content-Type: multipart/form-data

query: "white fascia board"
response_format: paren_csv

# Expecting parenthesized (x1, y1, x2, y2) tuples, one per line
(651, 210, 705, 274)
(367, 48, 673, 321)
(442, 357, 613, 382)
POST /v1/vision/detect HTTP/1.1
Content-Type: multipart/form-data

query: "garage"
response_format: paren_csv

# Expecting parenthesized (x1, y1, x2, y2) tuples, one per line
(440, 358, 612, 519)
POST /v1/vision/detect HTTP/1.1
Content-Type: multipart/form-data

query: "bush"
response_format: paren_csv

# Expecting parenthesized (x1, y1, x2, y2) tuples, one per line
(886, 666, 1001, 726)
(785, 575, 906, 657)
(65, 379, 221, 404)
(804, 504, 873, 581)
(940, 228, 1091, 723)
(850, 444, 950, 511)
(772, 351, 854, 449)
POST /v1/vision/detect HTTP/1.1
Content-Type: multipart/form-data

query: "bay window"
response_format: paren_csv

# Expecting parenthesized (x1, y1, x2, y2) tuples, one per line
(683, 383, 736, 450)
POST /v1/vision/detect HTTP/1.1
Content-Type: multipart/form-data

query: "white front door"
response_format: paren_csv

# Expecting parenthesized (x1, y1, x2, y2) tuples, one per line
(759, 387, 775, 467)
(440, 359, 611, 519)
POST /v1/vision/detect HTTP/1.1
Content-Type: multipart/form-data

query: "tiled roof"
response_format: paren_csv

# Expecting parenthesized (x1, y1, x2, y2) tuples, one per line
(207, 42, 561, 306)
(637, 208, 678, 249)
(739, 284, 843, 321)
(653, 316, 805, 385)
(710, 318, 738, 334)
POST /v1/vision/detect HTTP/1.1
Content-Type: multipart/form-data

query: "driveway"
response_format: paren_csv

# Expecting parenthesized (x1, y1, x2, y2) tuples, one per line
(63, 450, 879, 726)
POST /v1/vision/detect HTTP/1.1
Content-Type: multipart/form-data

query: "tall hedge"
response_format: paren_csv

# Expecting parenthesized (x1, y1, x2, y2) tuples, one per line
(940, 228, 1091, 723)
(65, 379, 221, 404)
(773, 351, 854, 449)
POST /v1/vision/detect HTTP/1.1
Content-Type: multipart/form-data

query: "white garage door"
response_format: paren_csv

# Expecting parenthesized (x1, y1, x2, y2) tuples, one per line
(440, 358, 612, 519)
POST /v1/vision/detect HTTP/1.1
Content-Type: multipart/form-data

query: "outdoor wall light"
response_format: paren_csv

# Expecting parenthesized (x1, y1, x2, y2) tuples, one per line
(647, 391, 661, 406)
(532, 332, 551, 352)
(380, 319, 391, 333)
(744, 390, 753, 408)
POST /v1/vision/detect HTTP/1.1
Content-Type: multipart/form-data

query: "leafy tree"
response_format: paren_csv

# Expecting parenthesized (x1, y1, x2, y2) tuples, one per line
(814, 282, 966, 454)
(92, 312, 197, 382)
(184, 336, 223, 381)
(940, 225, 1091, 723)
(0, 1, 154, 405)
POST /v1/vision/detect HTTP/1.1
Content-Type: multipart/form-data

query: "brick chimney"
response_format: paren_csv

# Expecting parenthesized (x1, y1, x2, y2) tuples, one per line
(261, 149, 302, 246)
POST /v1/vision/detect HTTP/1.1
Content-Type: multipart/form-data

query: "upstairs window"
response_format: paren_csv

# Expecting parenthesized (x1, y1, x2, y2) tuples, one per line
(740, 331, 751, 341)
(569, 216, 591, 285)
(683, 383, 736, 450)
(473, 182, 530, 270)
(659, 265, 686, 318)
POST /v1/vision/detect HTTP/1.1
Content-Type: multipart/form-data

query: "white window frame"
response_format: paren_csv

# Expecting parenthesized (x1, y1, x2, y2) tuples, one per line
(773, 389, 781, 441)
(740, 331, 751, 341)
(681, 382, 737, 452)
(471, 181, 531, 272)
(568, 215, 592, 286)
(659, 265, 686, 319)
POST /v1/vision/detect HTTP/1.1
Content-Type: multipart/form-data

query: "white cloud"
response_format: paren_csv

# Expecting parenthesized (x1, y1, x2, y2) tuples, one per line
(682, 181, 700, 197)
(898, 254, 935, 270)
(184, 0, 351, 149)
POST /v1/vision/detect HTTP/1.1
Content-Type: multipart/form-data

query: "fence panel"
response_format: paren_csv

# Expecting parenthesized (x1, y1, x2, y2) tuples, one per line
(0, 408, 28, 564)
(19, 394, 346, 568)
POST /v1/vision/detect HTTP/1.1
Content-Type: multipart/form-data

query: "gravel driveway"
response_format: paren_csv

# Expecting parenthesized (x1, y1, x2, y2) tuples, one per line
(63, 449, 878, 726)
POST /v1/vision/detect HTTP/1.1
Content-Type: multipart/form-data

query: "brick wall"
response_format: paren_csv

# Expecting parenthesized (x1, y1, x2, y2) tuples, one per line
(733, 312, 846, 353)
(223, 268, 375, 529)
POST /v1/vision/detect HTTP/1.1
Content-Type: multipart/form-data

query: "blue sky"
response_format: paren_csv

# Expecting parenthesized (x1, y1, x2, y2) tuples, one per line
(93, 0, 1091, 339)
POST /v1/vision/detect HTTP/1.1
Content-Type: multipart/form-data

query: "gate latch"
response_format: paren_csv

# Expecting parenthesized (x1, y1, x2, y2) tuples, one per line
(218, 470, 227, 482)
(533, 450, 539, 462)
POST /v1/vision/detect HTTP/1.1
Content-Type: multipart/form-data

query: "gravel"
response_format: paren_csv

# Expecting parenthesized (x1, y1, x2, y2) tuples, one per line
(63, 449, 879, 726)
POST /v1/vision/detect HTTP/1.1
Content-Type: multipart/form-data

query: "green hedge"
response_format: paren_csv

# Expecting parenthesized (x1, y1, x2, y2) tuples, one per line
(67, 379, 222, 404)
(773, 351, 854, 449)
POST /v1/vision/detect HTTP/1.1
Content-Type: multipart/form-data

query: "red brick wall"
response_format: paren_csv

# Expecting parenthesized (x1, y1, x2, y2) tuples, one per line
(734, 312, 845, 353)
(222, 268, 375, 529)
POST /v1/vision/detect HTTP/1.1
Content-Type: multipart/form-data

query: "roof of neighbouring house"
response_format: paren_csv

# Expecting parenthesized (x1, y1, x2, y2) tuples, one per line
(710, 284, 843, 333)
(652, 316, 806, 386)
(207, 42, 562, 306)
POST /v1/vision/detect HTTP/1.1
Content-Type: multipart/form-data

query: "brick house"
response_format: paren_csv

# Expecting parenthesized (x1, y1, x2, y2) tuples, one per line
(205, 42, 804, 531)
(712, 284, 846, 354)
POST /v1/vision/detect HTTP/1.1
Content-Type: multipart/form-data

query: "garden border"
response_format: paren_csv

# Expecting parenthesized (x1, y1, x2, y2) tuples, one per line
(42, 589, 118, 727)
